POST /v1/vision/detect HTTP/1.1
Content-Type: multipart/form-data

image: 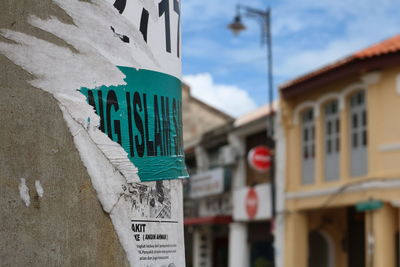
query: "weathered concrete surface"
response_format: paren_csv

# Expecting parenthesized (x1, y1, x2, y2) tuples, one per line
(0, 0, 129, 266)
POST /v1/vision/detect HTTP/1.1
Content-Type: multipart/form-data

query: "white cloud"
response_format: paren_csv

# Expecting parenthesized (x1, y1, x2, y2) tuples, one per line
(183, 73, 257, 117)
(272, 0, 400, 83)
(275, 37, 367, 79)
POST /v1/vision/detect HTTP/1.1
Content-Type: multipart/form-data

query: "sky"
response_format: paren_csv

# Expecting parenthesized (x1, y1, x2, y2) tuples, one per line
(180, 0, 400, 117)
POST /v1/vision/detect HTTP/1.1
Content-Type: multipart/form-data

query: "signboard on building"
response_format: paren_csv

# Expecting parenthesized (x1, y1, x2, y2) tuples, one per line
(198, 193, 232, 217)
(233, 183, 272, 221)
(190, 168, 225, 199)
(246, 188, 258, 219)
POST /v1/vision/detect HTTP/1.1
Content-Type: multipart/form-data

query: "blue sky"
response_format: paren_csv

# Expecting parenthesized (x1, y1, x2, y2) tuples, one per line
(180, 0, 400, 116)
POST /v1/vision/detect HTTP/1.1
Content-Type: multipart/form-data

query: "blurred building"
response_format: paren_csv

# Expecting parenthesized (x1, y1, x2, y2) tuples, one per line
(280, 34, 400, 267)
(181, 83, 233, 267)
(184, 123, 233, 267)
(228, 104, 277, 267)
(183, 90, 278, 267)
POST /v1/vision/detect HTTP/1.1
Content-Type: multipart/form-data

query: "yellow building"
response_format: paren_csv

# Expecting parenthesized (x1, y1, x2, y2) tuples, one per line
(280, 35, 400, 267)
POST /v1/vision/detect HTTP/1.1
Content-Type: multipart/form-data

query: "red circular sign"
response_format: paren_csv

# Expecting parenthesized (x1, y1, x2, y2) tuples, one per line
(247, 145, 271, 172)
(246, 188, 258, 219)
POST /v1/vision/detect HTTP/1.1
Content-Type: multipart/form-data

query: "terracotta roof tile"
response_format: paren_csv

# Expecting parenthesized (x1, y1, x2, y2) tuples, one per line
(280, 34, 400, 90)
(354, 34, 400, 58)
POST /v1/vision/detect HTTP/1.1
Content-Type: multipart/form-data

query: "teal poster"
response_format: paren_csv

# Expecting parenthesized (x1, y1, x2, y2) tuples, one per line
(80, 66, 188, 181)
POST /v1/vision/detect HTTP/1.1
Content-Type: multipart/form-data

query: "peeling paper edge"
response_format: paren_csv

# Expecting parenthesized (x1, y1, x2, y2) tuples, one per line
(56, 95, 140, 184)
(61, 107, 149, 266)
(60, 106, 126, 213)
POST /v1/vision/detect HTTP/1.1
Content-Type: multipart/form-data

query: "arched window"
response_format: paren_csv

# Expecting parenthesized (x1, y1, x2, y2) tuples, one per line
(349, 91, 367, 177)
(302, 108, 315, 184)
(324, 100, 340, 181)
(308, 230, 334, 267)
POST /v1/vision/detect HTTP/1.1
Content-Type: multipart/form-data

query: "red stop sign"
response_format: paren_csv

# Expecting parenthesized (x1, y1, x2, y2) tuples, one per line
(247, 146, 271, 172)
(246, 188, 258, 219)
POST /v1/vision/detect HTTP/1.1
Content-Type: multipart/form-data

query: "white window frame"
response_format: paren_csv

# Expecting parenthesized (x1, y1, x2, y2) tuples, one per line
(349, 90, 368, 177)
(324, 100, 340, 181)
(301, 108, 315, 184)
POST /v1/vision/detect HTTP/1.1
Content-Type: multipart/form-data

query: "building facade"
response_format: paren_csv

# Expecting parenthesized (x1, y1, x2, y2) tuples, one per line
(183, 102, 279, 267)
(280, 35, 400, 267)
(228, 104, 277, 267)
(184, 123, 234, 267)
(181, 83, 233, 267)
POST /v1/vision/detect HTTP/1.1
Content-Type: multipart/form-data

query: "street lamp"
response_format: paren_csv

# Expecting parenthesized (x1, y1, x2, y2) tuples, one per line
(228, 1, 277, 235)
(228, 5, 274, 127)
(228, 15, 246, 35)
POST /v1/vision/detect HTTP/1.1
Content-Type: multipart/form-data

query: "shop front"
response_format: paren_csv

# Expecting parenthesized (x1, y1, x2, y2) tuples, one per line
(184, 167, 232, 267)
(231, 183, 274, 267)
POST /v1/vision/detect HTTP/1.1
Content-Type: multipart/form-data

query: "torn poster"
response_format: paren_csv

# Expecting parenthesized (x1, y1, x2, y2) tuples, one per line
(80, 67, 186, 181)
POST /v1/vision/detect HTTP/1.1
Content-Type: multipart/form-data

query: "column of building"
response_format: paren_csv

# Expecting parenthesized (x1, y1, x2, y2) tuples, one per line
(192, 145, 213, 267)
(228, 133, 249, 267)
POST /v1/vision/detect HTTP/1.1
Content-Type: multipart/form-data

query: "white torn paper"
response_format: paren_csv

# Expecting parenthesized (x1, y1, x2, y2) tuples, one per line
(19, 178, 30, 207)
(35, 180, 44, 198)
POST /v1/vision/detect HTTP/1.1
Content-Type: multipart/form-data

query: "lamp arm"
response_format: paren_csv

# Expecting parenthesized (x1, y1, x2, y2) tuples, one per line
(238, 4, 269, 17)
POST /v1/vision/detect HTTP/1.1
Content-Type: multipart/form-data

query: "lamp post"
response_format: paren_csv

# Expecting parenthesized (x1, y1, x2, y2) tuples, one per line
(228, 2, 277, 260)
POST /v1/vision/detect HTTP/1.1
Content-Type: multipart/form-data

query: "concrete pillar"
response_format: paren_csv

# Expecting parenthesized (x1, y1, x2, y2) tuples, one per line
(285, 211, 308, 267)
(370, 204, 396, 267)
(193, 226, 212, 267)
(228, 133, 246, 189)
(228, 222, 249, 267)
(275, 214, 285, 267)
(195, 145, 209, 172)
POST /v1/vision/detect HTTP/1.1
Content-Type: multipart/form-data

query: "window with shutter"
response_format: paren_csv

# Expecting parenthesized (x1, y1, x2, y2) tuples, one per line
(324, 100, 340, 181)
(349, 91, 368, 177)
(302, 108, 315, 184)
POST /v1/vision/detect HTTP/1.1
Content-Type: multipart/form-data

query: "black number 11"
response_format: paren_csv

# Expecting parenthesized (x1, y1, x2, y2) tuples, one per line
(158, 0, 180, 57)
(113, 0, 180, 57)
